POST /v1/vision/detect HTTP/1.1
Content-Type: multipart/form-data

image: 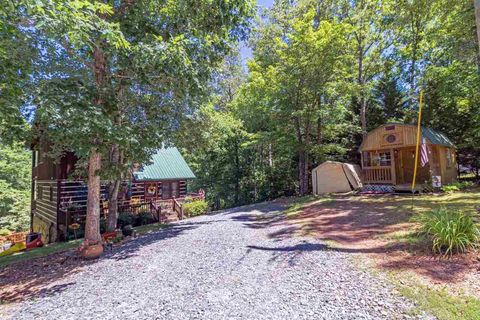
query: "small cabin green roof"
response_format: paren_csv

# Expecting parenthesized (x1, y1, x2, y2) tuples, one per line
(422, 127, 454, 148)
(133, 147, 196, 181)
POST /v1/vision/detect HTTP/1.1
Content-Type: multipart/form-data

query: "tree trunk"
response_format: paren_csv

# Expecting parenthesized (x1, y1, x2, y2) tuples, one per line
(360, 97, 367, 137)
(106, 143, 121, 232)
(83, 43, 106, 245)
(107, 179, 121, 231)
(357, 37, 368, 137)
(298, 148, 309, 196)
(84, 148, 102, 243)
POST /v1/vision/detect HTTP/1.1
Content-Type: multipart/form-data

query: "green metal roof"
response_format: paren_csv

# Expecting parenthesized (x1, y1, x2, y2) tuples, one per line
(422, 127, 455, 148)
(133, 147, 196, 181)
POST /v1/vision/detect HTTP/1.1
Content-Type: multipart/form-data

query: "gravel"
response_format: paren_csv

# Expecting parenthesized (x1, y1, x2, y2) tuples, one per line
(11, 202, 434, 320)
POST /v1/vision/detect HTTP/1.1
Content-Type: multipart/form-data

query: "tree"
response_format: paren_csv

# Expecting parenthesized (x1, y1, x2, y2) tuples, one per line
(344, 0, 394, 137)
(369, 63, 407, 128)
(0, 142, 31, 233)
(0, 4, 34, 143)
(26, 0, 254, 247)
(243, 7, 351, 195)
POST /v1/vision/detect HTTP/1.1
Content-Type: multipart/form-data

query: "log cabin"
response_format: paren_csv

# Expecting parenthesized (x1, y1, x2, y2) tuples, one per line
(31, 146, 197, 243)
(359, 124, 457, 191)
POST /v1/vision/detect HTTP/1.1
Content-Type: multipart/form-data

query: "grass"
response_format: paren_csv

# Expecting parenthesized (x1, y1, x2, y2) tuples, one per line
(396, 279, 480, 320)
(133, 222, 167, 236)
(0, 239, 82, 268)
(0, 222, 168, 268)
(284, 195, 335, 217)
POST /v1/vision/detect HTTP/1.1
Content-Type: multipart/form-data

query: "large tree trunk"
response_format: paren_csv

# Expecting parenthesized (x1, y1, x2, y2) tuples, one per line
(83, 44, 107, 246)
(84, 148, 102, 243)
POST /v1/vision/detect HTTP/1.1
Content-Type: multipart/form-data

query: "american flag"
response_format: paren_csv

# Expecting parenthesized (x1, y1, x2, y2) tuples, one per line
(420, 138, 429, 167)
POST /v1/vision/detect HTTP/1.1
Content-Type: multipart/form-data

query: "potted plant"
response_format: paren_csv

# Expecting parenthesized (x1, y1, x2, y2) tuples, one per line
(79, 239, 103, 259)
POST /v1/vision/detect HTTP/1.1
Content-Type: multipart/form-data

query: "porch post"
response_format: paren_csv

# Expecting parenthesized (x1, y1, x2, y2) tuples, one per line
(390, 149, 396, 185)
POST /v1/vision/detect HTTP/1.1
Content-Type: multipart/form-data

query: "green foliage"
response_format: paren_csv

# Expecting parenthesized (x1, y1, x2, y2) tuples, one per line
(417, 207, 479, 256)
(135, 211, 155, 227)
(0, 142, 31, 232)
(117, 212, 133, 228)
(183, 200, 209, 217)
(441, 182, 475, 193)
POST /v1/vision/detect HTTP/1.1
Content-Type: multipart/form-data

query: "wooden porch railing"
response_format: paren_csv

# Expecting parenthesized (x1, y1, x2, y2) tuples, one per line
(362, 167, 393, 184)
(172, 198, 184, 220)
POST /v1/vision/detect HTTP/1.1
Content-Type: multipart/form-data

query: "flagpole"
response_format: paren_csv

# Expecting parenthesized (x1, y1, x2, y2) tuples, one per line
(411, 91, 423, 192)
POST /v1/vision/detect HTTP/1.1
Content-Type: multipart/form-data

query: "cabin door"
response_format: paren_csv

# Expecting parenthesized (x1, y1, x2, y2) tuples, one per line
(397, 149, 416, 184)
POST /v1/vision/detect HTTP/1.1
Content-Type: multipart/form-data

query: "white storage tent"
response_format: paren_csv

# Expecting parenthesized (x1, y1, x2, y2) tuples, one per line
(312, 161, 362, 195)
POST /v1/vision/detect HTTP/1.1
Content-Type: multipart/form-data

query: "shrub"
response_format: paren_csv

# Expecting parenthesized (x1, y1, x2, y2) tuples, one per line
(135, 211, 155, 226)
(117, 212, 134, 228)
(441, 181, 474, 193)
(417, 207, 479, 256)
(183, 200, 208, 217)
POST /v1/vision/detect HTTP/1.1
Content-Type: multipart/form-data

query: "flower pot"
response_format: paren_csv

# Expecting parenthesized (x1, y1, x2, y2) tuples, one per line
(80, 243, 104, 259)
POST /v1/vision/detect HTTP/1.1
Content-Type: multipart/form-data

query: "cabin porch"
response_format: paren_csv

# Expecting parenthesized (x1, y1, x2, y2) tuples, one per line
(361, 147, 434, 186)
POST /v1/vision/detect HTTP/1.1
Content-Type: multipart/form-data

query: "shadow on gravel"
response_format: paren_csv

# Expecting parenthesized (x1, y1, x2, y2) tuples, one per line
(246, 241, 327, 265)
(106, 222, 203, 261)
(0, 220, 206, 304)
(240, 195, 480, 283)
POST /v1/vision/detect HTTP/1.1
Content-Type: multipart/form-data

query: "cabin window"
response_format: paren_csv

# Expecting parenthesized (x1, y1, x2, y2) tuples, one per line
(379, 152, 392, 166)
(363, 151, 392, 167)
(385, 125, 396, 131)
(362, 152, 371, 167)
(446, 149, 453, 167)
(172, 182, 179, 198)
(33, 181, 37, 200)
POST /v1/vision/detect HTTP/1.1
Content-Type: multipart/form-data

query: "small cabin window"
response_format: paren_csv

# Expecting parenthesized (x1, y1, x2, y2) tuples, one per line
(385, 125, 396, 131)
(362, 152, 371, 167)
(446, 149, 453, 167)
(379, 152, 392, 166)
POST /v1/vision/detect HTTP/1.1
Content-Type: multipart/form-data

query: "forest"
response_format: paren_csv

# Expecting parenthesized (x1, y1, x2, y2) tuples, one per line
(1, 0, 480, 235)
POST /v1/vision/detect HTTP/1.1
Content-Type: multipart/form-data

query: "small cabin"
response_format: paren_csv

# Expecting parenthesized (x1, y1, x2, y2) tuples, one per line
(31, 147, 196, 243)
(359, 124, 457, 188)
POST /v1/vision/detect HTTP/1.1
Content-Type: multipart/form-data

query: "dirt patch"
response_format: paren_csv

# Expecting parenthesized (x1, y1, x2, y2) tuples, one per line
(275, 194, 480, 299)
(0, 249, 91, 304)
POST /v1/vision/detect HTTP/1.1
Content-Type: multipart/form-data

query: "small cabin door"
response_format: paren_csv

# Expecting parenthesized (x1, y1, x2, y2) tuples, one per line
(398, 149, 416, 184)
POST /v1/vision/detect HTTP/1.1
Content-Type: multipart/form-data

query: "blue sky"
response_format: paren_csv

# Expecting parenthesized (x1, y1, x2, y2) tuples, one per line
(239, 0, 274, 63)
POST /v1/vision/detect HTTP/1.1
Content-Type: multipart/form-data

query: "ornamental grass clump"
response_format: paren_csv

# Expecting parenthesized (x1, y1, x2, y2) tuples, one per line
(418, 207, 479, 256)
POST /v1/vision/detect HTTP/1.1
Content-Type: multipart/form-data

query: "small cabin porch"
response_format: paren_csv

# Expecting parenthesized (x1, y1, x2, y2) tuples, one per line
(359, 124, 457, 188)
(361, 147, 432, 186)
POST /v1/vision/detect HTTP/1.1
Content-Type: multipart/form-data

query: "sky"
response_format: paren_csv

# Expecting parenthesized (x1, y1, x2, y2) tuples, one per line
(239, 0, 275, 63)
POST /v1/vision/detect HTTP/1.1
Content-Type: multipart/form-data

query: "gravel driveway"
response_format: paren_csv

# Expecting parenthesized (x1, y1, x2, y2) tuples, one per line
(10, 202, 432, 320)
